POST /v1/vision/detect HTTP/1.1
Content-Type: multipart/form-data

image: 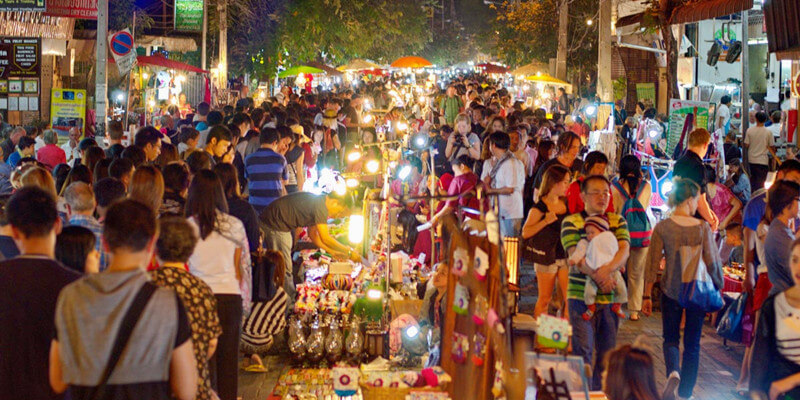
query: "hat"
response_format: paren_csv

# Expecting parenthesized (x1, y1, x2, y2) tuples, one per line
(322, 109, 338, 120)
(584, 215, 610, 233)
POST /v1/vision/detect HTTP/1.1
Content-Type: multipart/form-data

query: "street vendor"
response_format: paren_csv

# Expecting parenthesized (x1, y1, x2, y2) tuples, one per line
(391, 156, 427, 211)
(259, 191, 360, 304)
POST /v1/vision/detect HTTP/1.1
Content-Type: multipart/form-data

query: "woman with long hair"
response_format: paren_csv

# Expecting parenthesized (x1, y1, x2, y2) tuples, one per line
(522, 164, 571, 320)
(704, 165, 742, 231)
(611, 155, 652, 321)
(603, 344, 661, 400)
(58, 164, 92, 196)
(214, 163, 260, 252)
(532, 131, 582, 202)
(644, 178, 723, 400)
(240, 250, 287, 372)
(725, 158, 751, 204)
(128, 165, 165, 213)
(81, 146, 105, 178)
(55, 225, 100, 274)
(185, 169, 250, 400)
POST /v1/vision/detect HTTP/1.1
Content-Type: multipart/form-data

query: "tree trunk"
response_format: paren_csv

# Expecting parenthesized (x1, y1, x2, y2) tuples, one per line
(450, 0, 456, 24)
(661, 20, 679, 103)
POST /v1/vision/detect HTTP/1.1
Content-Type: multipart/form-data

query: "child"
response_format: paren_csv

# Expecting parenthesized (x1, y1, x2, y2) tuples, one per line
(568, 215, 628, 320)
(719, 223, 744, 264)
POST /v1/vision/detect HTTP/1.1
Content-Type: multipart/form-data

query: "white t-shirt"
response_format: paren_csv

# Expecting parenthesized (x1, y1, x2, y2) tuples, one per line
(717, 104, 731, 130)
(744, 126, 775, 166)
(187, 212, 248, 295)
(481, 153, 525, 220)
(767, 122, 782, 139)
(60, 142, 81, 167)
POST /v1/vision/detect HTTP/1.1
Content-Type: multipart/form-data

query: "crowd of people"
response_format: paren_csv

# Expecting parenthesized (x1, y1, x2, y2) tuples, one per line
(0, 71, 796, 400)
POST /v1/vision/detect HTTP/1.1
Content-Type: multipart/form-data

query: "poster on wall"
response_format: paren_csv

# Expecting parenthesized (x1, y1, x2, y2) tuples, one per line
(50, 88, 86, 136)
(0, 38, 41, 78)
(0, 0, 45, 12)
(667, 99, 710, 155)
(174, 0, 203, 32)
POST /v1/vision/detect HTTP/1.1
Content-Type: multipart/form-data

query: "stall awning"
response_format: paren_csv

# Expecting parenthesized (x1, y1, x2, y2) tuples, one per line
(764, 0, 800, 60)
(672, 0, 753, 24)
(110, 55, 208, 74)
(617, 0, 753, 27)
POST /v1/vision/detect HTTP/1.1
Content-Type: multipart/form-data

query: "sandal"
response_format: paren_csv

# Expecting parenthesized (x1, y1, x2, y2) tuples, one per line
(630, 312, 640, 321)
(244, 364, 268, 373)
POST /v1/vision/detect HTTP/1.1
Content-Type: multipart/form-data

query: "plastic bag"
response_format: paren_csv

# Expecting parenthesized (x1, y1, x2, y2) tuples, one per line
(717, 292, 748, 342)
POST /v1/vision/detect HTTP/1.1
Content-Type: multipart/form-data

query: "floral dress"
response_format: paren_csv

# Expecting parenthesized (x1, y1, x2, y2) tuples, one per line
(149, 267, 222, 400)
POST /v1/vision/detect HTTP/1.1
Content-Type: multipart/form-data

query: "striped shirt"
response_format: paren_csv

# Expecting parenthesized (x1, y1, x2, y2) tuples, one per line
(241, 287, 288, 354)
(775, 292, 800, 364)
(245, 148, 287, 213)
(561, 211, 630, 304)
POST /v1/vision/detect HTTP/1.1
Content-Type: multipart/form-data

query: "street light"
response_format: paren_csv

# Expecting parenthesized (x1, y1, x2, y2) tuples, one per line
(586, 19, 593, 26)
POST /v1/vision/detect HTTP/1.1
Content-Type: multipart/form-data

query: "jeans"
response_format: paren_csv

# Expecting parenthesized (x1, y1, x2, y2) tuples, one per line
(209, 294, 243, 400)
(568, 299, 619, 390)
(500, 218, 522, 238)
(626, 247, 648, 312)
(262, 224, 295, 307)
(662, 294, 706, 398)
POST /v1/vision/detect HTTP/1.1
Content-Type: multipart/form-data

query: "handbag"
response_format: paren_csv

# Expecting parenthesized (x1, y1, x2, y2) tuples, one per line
(678, 243, 724, 312)
(717, 292, 748, 342)
(88, 282, 157, 400)
(251, 248, 278, 303)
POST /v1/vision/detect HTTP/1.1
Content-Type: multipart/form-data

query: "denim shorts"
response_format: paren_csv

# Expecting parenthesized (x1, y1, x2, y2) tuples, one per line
(534, 259, 568, 274)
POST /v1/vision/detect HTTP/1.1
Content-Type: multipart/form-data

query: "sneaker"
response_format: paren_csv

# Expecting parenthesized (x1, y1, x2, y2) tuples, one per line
(663, 371, 681, 400)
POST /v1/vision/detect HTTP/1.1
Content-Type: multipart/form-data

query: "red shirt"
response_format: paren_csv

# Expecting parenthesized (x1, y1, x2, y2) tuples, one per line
(446, 172, 487, 219)
(566, 178, 614, 214)
(36, 144, 67, 170)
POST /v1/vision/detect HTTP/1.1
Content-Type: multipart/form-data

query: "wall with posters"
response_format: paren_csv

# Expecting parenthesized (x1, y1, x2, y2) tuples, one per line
(0, 37, 41, 125)
(667, 99, 711, 154)
(50, 88, 86, 136)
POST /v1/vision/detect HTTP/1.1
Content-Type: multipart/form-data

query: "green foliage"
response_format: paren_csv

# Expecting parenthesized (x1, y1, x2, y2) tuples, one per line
(272, 0, 431, 67)
(613, 77, 627, 101)
(492, 0, 598, 75)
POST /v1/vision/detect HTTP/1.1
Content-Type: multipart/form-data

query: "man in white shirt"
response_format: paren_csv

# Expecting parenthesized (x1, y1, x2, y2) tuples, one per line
(717, 95, 732, 134)
(767, 110, 783, 141)
(60, 127, 82, 166)
(482, 131, 525, 238)
(744, 111, 776, 191)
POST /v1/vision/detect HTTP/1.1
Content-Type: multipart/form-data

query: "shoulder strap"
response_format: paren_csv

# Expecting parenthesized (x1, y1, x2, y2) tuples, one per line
(90, 282, 157, 400)
(612, 178, 630, 200)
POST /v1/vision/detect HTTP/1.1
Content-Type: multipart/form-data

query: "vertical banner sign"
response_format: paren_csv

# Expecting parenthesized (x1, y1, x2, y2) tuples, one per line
(44, 0, 98, 19)
(50, 89, 87, 136)
(174, 0, 203, 32)
(0, 0, 45, 12)
(667, 99, 710, 154)
(108, 29, 137, 76)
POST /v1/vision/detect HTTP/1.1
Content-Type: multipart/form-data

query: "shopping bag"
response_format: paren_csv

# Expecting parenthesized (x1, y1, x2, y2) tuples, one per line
(678, 245, 724, 312)
(716, 292, 748, 342)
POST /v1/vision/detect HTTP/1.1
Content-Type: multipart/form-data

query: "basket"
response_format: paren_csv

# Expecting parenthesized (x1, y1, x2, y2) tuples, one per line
(360, 384, 443, 400)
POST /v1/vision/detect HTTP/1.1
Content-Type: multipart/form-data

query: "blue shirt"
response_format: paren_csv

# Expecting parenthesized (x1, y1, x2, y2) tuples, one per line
(6, 150, 21, 168)
(245, 148, 287, 213)
(742, 189, 767, 232)
(69, 214, 109, 271)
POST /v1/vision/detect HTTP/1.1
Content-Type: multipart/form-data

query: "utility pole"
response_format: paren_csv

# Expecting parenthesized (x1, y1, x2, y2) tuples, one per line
(597, 0, 612, 102)
(218, 0, 227, 92)
(95, 0, 108, 139)
(556, 0, 568, 80)
(201, 0, 207, 71)
(741, 10, 750, 137)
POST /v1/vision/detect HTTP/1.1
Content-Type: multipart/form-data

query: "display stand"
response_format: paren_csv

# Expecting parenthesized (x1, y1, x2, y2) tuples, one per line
(438, 213, 522, 399)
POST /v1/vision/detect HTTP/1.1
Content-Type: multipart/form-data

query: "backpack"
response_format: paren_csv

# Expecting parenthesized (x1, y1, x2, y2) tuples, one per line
(612, 178, 652, 248)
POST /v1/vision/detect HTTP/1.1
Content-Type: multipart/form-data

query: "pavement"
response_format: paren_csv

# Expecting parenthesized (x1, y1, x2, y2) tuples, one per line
(237, 312, 748, 400)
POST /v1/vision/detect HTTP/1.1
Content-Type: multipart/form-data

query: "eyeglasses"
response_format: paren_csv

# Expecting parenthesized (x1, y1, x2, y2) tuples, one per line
(585, 191, 610, 198)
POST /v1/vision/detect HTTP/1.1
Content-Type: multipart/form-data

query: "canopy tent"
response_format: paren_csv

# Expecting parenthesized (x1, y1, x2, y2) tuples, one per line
(510, 62, 550, 77)
(525, 73, 572, 88)
(390, 56, 432, 69)
(337, 59, 383, 72)
(110, 54, 208, 74)
(305, 61, 343, 77)
(476, 63, 509, 74)
(277, 65, 324, 78)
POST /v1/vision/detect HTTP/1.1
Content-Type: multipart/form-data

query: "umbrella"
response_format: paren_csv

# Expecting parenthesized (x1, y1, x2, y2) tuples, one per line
(510, 61, 549, 77)
(525, 73, 571, 87)
(476, 63, 509, 74)
(337, 59, 383, 72)
(390, 56, 432, 69)
(305, 61, 343, 77)
(278, 65, 324, 78)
